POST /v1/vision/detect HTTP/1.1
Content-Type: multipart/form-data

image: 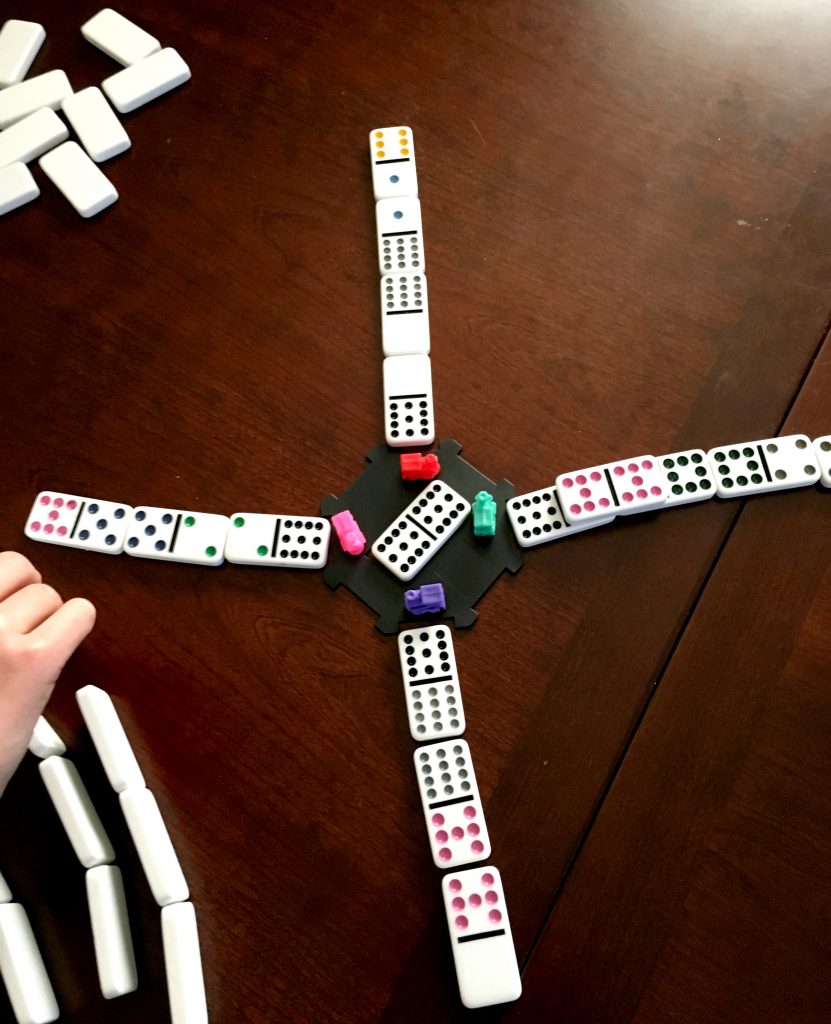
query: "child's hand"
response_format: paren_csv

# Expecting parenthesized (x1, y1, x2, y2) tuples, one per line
(0, 551, 96, 796)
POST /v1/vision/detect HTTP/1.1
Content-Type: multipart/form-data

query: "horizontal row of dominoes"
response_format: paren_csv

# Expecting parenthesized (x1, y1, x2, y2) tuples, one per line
(508, 434, 831, 548)
(397, 625, 522, 1008)
(0, 692, 208, 1022)
(0, 12, 190, 218)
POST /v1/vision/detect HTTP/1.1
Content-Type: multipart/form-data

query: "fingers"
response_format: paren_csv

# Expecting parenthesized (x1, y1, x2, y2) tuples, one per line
(0, 583, 63, 634)
(27, 598, 97, 670)
(0, 551, 42, 602)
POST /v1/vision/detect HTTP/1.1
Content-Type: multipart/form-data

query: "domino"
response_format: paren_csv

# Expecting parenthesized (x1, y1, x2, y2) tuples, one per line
(85, 866, 138, 1000)
(27, 717, 66, 760)
(506, 484, 615, 548)
(24, 491, 132, 554)
(376, 196, 425, 275)
(0, 162, 38, 216)
(119, 788, 189, 907)
(382, 353, 435, 448)
(397, 625, 465, 740)
(102, 48, 191, 114)
(0, 20, 45, 88)
(124, 507, 229, 566)
(38, 757, 115, 869)
(373, 480, 469, 582)
(61, 87, 130, 163)
(380, 272, 430, 356)
(0, 70, 72, 130)
(0, 904, 59, 1024)
(161, 902, 208, 1024)
(658, 448, 716, 507)
(81, 9, 161, 67)
(0, 871, 10, 904)
(39, 142, 118, 218)
(76, 685, 145, 793)
(556, 454, 667, 526)
(414, 740, 490, 868)
(813, 435, 831, 487)
(707, 434, 819, 498)
(0, 109, 68, 170)
(441, 866, 521, 1009)
(224, 513, 331, 568)
(369, 125, 418, 200)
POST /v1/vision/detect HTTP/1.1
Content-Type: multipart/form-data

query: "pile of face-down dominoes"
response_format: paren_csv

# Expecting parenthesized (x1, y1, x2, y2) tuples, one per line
(0, 10, 190, 218)
(0, 692, 207, 1024)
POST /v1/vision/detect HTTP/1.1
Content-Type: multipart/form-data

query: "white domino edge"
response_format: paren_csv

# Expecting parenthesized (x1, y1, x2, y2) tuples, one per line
(0, 871, 11, 904)
(61, 87, 130, 163)
(119, 788, 189, 907)
(38, 757, 115, 869)
(0, 108, 68, 171)
(102, 48, 191, 114)
(812, 435, 831, 488)
(0, 70, 72, 130)
(81, 8, 161, 67)
(27, 716, 66, 759)
(0, 904, 59, 1024)
(39, 141, 118, 218)
(86, 866, 138, 1000)
(162, 902, 208, 1024)
(76, 685, 145, 793)
(0, 20, 46, 88)
(0, 162, 39, 216)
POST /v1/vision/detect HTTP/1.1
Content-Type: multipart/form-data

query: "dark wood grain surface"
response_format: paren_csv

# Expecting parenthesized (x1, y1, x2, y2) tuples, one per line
(1, 2, 830, 1022)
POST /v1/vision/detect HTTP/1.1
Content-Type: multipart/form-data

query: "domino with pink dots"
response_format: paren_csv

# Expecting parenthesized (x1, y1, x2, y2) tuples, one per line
(555, 454, 667, 525)
(24, 491, 133, 554)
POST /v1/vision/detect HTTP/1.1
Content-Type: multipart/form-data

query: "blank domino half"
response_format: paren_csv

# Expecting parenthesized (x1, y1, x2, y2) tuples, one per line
(369, 126, 418, 200)
(0, 109, 68, 170)
(162, 902, 208, 1024)
(39, 142, 118, 218)
(0, 162, 39, 217)
(0, 871, 11, 904)
(224, 513, 331, 568)
(398, 625, 466, 740)
(61, 88, 130, 163)
(0, 904, 59, 1024)
(813, 435, 831, 487)
(0, 20, 45, 87)
(81, 9, 161, 66)
(120, 788, 189, 907)
(102, 48, 191, 114)
(382, 353, 435, 448)
(441, 866, 522, 1009)
(86, 866, 138, 1000)
(28, 717, 66, 759)
(76, 685, 145, 793)
(0, 70, 72, 129)
(24, 491, 132, 554)
(38, 757, 115, 869)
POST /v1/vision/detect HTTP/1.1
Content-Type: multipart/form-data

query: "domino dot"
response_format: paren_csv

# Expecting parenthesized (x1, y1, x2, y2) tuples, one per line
(44, 524, 54, 534)
(469, 892, 481, 906)
(482, 872, 494, 886)
(136, 511, 147, 521)
(79, 530, 89, 540)
(451, 826, 464, 840)
(49, 510, 59, 520)
(106, 535, 116, 545)
(804, 464, 817, 474)
(455, 916, 468, 930)
(185, 516, 196, 527)
(162, 514, 174, 524)
(155, 540, 166, 551)
(821, 442, 831, 452)
(39, 495, 51, 505)
(57, 526, 67, 536)
(234, 516, 245, 528)
(398, 128, 407, 136)
(393, 210, 403, 219)
(449, 879, 462, 893)
(489, 910, 502, 924)
(30, 522, 41, 531)
(436, 830, 449, 843)
(54, 498, 64, 508)
(452, 897, 465, 910)
(464, 806, 476, 819)
(145, 525, 156, 536)
(205, 546, 217, 557)
(390, 174, 399, 183)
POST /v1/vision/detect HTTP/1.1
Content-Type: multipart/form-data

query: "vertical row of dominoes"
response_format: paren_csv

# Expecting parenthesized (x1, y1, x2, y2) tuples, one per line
(397, 625, 522, 1008)
(370, 127, 436, 448)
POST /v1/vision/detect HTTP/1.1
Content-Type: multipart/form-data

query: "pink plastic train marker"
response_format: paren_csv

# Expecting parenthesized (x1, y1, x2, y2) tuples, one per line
(330, 510, 366, 556)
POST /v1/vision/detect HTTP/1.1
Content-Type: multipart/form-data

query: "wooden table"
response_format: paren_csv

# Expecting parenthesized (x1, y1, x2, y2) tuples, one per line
(2, 2, 830, 1021)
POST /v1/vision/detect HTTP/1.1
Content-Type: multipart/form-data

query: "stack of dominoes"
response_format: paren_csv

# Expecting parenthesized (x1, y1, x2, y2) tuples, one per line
(0, 10, 190, 218)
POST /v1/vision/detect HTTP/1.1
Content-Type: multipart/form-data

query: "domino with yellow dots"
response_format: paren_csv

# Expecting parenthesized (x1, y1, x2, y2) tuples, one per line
(369, 126, 417, 200)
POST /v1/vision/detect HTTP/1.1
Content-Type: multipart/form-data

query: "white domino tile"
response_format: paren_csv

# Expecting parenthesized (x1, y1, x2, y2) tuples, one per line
(224, 513, 331, 568)
(707, 434, 820, 498)
(0, 109, 68, 170)
(556, 454, 667, 525)
(398, 625, 466, 741)
(382, 353, 435, 448)
(506, 484, 615, 548)
(102, 48, 191, 114)
(162, 902, 208, 1024)
(39, 142, 118, 217)
(414, 740, 490, 868)
(376, 195, 425, 275)
(812, 435, 831, 488)
(61, 87, 130, 163)
(0, 162, 38, 216)
(24, 491, 132, 554)
(81, 9, 161, 67)
(76, 686, 145, 793)
(0, 871, 11, 904)
(658, 448, 717, 507)
(369, 125, 418, 200)
(0, 70, 72, 129)
(124, 507, 229, 566)
(120, 788, 189, 907)
(27, 717, 66, 760)
(86, 866, 138, 1000)
(380, 272, 430, 356)
(38, 757, 115, 869)
(0, 20, 45, 88)
(0, 904, 59, 1024)
(441, 866, 522, 1009)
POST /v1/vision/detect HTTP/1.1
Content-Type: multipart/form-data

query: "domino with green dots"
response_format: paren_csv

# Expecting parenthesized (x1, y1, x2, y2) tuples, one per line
(124, 507, 229, 566)
(657, 449, 716, 507)
(224, 513, 331, 568)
